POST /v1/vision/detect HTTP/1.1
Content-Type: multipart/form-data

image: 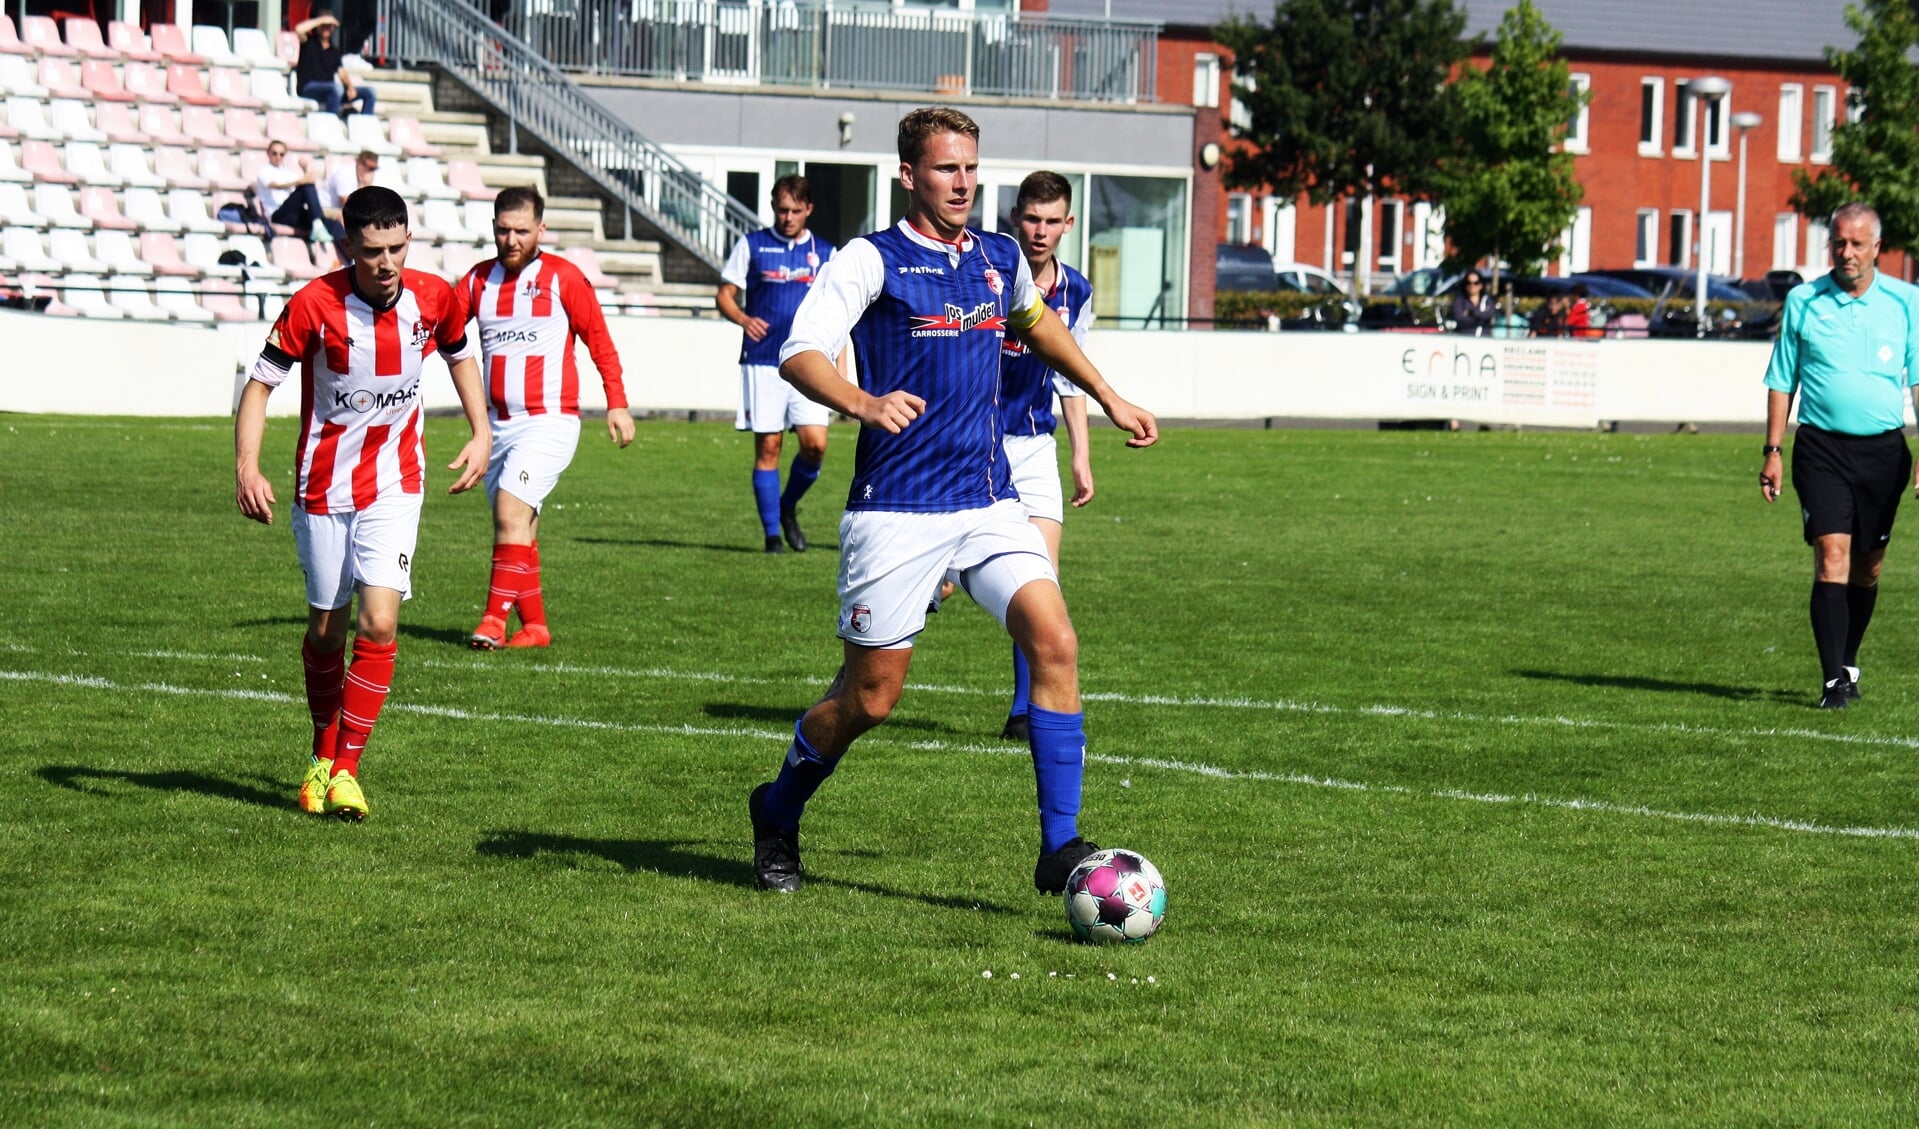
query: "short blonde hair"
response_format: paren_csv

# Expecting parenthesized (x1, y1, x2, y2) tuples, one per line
(898, 106, 980, 166)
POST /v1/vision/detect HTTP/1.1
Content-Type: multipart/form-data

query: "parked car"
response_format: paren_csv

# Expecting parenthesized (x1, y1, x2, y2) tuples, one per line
(1583, 267, 1779, 337)
(1742, 269, 1804, 302)
(1273, 260, 1363, 326)
(1215, 243, 1279, 293)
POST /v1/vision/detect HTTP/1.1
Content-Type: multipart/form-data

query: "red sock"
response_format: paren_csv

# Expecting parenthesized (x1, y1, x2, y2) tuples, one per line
(482, 544, 526, 624)
(301, 636, 346, 761)
(333, 637, 397, 777)
(516, 541, 546, 628)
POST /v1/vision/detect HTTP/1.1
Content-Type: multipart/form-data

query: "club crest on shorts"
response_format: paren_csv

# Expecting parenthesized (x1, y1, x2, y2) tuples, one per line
(848, 604, 872, 634)
(982, 267, 1003, 295)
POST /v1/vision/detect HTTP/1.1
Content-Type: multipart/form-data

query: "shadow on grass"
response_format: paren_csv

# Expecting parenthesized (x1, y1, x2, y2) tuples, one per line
(477, 830, 1019, 913)
(1513, 669, 1802, 703)
(397, 622, 479, 647)
(37, 764, 289, 810)
(231, 616, 309, 629)
(701, 702, 954, 734)
(575, 537, 765, 555)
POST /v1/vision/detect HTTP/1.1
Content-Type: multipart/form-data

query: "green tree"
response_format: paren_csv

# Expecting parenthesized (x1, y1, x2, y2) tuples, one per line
(1790, 0, 1919, 253)
(1217, 0, 1470, 206)
(1435, 0, 1586, 283)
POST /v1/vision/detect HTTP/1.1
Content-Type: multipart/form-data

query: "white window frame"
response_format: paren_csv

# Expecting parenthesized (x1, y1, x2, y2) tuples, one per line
(1812, 85, 1836, 163)
(1565, 73, 1591, 154)
(1635, 208, 1659, 268)
(1777, 85, 1803, 162)
(1639, 77, 1664, 156)
(1806, 218, 1831, 272)
(1193, 52, 1220, 109)
(1772, 213, 1799, 271)
(1225, 192, 1252, 245)
(1705, 85, 1730, 158)
(1558, 206, 1593, 274)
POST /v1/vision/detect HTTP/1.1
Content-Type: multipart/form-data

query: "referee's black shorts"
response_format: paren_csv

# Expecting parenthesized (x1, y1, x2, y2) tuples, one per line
(1791, 424, 1913, 549)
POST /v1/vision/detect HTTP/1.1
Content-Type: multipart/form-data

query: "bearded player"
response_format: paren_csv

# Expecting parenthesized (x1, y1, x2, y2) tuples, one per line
(234, 185, 489, 821)
(452, 186, 634, 650)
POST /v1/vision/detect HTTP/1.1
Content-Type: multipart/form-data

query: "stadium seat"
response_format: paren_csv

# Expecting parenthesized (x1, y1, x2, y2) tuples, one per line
(623, 292, 659, 317)
(123, 63, 180, 106)
(405, 240, 443, 276)
(36, 59, 91, 101)
(265, 110, 320, 152)
(420, 199, 485, 243)
(191, 26, 244, 68)
(62, 141, 120, 187)
(563, 246, 622, 290)
(386, 117, 443, 159)
(108, 275, 170, 320)
(0, 55, 48, 98)
(80, 184, 139, 229)
(249, 67, 308, 111)
(167, 64, 223, 107)
(63, 274, 127, 318)
(270, 235, 325, 279)
(48, 228, 109, 272)
(150, 24, 206, 66)
(461, 199, 498, 239)
(7, 98, 62, 141)
(138, 230, 197, 272)
(21, 140, 78, 184)
(96, 104, 150, 145)
(0, 181, 46, 226)
(151, 274, 216, 321)
(194, 148, 247, 192)
(3, 227, 58, 270)
(440, 241, 488, 281)
(34, 182, 90, 227)
(405, 157, 460, 201)
(276, 31, 301, 68)
(238, 147, 277, 185)
(304, 112, 359, 155)
(48, 100, 106, 144)
(447, 161, 499, 203)
(21, 16, 80, 58)
(151, 148, 208, 190)
(107, 144, 165, 188)
(60, 17, 121, 61)
(0, 117, 16, 141)
(126, 188, 186, 233)
(209, 68, 264, 110)
(0, 16, 35, 57)
(181, 231, 242, 276)
(180, 106, 230, 149)
(94, 228, 150, 274)
(138, 105, 193, 147)
(81, 59, 136, 102)
(107, 22, 163, 64)
(226, 233, 286, 278)
(309, 240, 342, 272)
(223, 108, 272, 150)
(168, 189, 228, 234)
(345, 115, 401, 157)
(199, 277, 256, 321)
(233, 29, 287, 73)
(0, 138, 30, 183)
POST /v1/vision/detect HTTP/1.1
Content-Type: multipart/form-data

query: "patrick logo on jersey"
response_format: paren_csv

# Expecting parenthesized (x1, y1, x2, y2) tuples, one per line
(910, 301, 1006, 338)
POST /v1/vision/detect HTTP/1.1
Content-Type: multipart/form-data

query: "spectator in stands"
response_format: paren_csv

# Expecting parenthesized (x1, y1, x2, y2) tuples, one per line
(1529, 290, 1571, 338)
(296, 6, 376, 117)
(258, 141, 340, 244)
(321, 150, 381, 227)
(1566, 282, 1598, 338)
(1448, 270, 1495, 336)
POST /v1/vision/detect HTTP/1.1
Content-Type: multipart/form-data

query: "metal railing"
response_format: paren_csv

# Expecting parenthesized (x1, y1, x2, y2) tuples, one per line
(377, 0, 761, 274)
(495, 0, 1158, 103)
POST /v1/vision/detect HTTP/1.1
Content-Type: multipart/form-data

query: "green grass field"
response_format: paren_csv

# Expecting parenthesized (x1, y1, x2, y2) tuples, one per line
(5, 414, 1919, 1125)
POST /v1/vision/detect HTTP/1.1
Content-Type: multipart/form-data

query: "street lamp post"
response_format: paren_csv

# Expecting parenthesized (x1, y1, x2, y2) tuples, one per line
(1731, 111, 1764, 282)
(1691, 76, 1733, 338)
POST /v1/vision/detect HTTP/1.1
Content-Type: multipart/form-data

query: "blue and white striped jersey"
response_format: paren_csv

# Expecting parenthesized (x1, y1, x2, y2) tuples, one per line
(999, 261, 1092, 437)
(782, 220, 1044, 513)
(721, 228, 834, 366)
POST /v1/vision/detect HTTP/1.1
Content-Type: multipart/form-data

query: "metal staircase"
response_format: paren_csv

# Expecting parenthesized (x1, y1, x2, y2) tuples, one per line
(375, 0, 759, 280)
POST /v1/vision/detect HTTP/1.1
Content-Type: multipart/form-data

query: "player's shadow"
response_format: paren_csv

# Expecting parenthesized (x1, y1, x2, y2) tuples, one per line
(231, 615, 310, 629)
(1513, 669, 1800, 703)
(37, 764, 289, 810)
(701, 702, 954, 734)
(397, 622, 478, 647)
(476, 830, 1018, 913)
(574, 536, 763, 555)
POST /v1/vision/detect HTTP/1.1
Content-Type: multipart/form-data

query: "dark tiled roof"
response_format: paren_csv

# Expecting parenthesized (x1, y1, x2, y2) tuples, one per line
(1044, 0, 1856, 64)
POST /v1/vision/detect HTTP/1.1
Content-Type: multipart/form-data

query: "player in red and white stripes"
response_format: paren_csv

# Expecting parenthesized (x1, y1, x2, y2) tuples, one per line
(449, 187, 633, 650)
(235, 186, 490, 821)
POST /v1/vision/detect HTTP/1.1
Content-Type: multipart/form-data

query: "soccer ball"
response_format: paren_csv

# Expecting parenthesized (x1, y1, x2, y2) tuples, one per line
(1063, 849, 1166, 944)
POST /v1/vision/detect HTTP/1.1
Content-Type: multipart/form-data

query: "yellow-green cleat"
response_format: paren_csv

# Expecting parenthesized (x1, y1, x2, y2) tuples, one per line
(323, 770, 368, 822)
(299, 756, 334, 815)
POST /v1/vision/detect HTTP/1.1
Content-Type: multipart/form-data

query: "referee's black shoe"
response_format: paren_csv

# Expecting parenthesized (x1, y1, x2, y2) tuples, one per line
(780, 506, 807, 553)
(749, 782, 802, 892)
(1819, 676, 1851, 710)
(764, 534, 785, 554)
(1846, 665, 1863, 700)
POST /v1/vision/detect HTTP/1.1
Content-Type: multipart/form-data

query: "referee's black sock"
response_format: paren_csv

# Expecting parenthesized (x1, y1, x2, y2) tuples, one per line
(1844, 583, 1879, 668)
(1811, 581, 1850, 684)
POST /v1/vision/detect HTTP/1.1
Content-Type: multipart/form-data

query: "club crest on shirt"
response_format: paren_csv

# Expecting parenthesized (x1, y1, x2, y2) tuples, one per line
(410, 319, 432, 349)
(519, 278, 544, 298)
(982, 267, 1003, 295)
(848, 604, 872, 634)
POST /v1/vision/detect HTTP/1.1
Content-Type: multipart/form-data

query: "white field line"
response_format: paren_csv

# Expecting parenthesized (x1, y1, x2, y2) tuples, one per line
(7, 667, 1919, 843)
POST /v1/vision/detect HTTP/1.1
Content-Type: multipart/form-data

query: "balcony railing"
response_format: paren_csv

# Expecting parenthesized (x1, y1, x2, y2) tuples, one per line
(496, 0, 1159, 104)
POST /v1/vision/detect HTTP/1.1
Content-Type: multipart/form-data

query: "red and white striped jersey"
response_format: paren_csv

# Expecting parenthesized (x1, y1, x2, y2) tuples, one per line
(250, 269, 477, 515)
(449, 251, 627, 421)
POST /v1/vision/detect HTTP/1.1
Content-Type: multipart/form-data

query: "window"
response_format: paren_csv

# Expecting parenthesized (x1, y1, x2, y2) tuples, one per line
(1558, 206, 1593, 274)
(1778, 84, 1803, 161)
(1807, 218, 1830, 270)
(1772, 213, 1799, 271)
(1565, 73, 1591, 153)
(1226, 192, 1252, 245)
(1193, 53, 1220, 109)
(1639, 78, 1663, 154)
(1229, 71, 1254, 132)
(1377, 200, 1403, 272)
(1669, 210, 1692, 268)
(1673, 80, 1696, 155)
(1812, 85, 1836, 162)
(1705, 87, 1728, 156)
(1086, 175, 1188, 328)
(1635, 209, 1659, 267)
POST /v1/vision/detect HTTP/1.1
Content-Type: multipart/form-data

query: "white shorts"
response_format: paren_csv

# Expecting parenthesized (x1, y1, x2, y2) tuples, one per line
(292, 492, 423, 609)
(837, 498, 1056, 649)
(736, 363, 830, 433)
(485, 414, 581, 512)
(1004, 432, 1064, 525)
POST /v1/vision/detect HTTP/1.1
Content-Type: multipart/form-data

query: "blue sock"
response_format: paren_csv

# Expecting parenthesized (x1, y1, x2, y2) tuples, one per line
(1027, 705, 1084, 854)
(763, 719, 839, 830)
(780, 455, 821, 514)
(752, 468, 781, 537)
(1008, 643, 1031, 720)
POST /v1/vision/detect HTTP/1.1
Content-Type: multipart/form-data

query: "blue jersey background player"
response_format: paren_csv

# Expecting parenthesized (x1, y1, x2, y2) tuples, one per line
(746, 107, 1158, 896)
(995, 170, 1096, 743)
(717, 175, 843, 553)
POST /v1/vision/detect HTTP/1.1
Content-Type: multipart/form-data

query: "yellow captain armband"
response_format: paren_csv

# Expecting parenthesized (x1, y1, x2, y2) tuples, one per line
(1008, 296, 1046, 332)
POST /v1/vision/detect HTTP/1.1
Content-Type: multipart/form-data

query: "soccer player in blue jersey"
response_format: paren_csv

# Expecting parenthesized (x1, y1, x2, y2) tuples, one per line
(717, 175, 841, 553)
(746, 107, 1158, 895)
(994, 170, 1096, 743)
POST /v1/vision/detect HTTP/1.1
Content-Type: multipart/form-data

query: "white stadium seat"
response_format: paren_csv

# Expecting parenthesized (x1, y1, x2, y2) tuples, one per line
(167, 189, 228, 234)
(404, 157, 460, 201)
(0, 138, 31, 183)
(419, 198, 485, 244)
(0, 182, 48, 227)
(152, 274, 217, 322)
(181, 231, 243, 276)
(3, 226, 60, 270)
(48, 228, 109, 273)
(6, 97, 63, 141)
(62, 274, 127, 319)
(462, 200, 498, 241)
(345, 114, 401, 157)
(47, 99, 105, 144)
(304, 111, 359, 155)
(0, 54, 49, 98)
(225, 233, 286, 279)
(249, 66, 307, 110)
(439, 241, 487, 280)
(123, 187, 184, 233)
(33, 182, 91, 229)
(94, 229, 152, 275)
(233, 28, 289, 73)
(109, 143, 167, 189)
(61, 142, 122, 188)
(107, 275, 171, 320)
(190, 25, 244, 68)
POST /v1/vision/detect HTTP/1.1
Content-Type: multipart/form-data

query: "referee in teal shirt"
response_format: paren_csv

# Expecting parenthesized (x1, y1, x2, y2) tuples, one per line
(1762, 203, 1919, 709)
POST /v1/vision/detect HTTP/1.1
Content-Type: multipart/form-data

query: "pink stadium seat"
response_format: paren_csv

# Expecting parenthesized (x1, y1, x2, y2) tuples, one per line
(95, 103, 149, 144)
(0, 16, 36, 57)
(166, 63, 222, 107)
(138, 105, 192, 147)
(80, 185, 137, 231)
(123, 62, 180, 106)
(180, 105, 229, 149)
(276, 31, 300, 68)
(139, 231, 200, 276)
(387, 117, 443, 159)
(20, 139, 77, 185)
(209, 68, 264, 110)
(21, 16, 80, 58)
(36, 58, 90, 101)
(224, 108, 272, 150)
(264, 110, 320, 152)
(200, 278, 256, 322)
(560, 247, 620, 290)
(82, 59, 136, 103)
(0, 117, 17, 141)
(107, 21, 163, 64)
(60, 17, 121, 61)
(197, 148, 248, 191)
(149, 24, 206, 66)
(446, 160, 497, 202)
(271, 236, 324, 279)
(152, 147, 208, 190)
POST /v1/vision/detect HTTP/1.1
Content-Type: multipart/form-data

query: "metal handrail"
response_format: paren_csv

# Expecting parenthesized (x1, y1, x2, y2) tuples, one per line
(376, 0, 760, 274)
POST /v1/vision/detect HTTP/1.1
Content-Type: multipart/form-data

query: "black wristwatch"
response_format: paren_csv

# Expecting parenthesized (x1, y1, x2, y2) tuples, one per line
(1762, 444, 1783, 456)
